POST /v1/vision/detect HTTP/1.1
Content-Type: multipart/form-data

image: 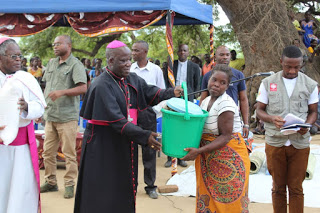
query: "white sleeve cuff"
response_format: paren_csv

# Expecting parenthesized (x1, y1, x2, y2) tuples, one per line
(20, 101, 44, 120)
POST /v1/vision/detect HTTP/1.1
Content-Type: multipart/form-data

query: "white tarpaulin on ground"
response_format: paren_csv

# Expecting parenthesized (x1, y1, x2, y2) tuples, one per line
(162, 143, 320, 208)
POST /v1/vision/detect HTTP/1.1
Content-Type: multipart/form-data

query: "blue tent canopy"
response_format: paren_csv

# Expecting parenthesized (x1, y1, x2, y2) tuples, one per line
(0, 0, 213, 25)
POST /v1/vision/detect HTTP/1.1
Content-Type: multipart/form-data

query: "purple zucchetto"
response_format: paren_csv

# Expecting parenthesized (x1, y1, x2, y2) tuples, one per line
(0, 37, 10, 45)
(106, 40, 127, 49)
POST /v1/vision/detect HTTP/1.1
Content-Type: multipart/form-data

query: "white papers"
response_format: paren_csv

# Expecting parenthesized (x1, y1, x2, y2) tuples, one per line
(281, 128, 300, 135)
(283, 113, 305, 126)
(280, 113, 310, 135)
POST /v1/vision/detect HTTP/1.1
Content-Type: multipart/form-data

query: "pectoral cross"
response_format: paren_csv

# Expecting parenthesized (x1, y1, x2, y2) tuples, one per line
(128, 115, 133, 122)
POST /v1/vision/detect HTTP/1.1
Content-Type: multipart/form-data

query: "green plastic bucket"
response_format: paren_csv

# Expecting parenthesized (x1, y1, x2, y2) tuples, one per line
(161, 82, 208, 158)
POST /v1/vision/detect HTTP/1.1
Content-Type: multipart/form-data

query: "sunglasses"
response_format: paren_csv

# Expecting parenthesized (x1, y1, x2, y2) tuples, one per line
(2, 54, 24, 60)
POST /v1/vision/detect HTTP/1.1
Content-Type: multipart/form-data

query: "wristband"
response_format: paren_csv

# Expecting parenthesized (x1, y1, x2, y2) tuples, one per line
(243, 124, 249, 128)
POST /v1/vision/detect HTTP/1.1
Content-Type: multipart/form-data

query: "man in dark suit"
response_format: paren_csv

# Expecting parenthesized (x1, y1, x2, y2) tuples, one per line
(164, 44, 200, 101)
(164, 44, 200, 167)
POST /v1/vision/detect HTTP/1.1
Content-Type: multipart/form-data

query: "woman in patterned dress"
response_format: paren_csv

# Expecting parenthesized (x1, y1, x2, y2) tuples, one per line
(182, 64, 251, 213)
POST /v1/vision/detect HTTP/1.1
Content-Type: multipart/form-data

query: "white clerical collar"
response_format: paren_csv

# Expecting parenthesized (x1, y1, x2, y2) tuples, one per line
(178, 60, 188, 65)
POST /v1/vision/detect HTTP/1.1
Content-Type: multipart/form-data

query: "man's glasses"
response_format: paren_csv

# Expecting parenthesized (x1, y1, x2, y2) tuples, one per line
(2, 54, 23, 60)
(52, 43, 62, 47)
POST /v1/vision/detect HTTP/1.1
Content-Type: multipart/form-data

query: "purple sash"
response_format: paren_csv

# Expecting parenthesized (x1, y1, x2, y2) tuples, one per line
(26, 121, 41, 213)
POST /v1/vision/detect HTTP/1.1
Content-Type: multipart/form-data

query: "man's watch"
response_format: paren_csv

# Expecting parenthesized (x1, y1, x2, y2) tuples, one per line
(243, 124, 249, 128)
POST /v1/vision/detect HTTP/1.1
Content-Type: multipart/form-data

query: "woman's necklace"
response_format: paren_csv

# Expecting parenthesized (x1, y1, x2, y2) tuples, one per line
(106, 70, 133, 122)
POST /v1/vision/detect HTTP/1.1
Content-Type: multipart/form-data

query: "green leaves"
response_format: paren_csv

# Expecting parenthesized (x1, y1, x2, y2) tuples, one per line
(19, 27, 113, 65)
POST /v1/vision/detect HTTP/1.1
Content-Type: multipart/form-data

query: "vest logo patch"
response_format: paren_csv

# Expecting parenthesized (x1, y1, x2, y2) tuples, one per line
(270, 83, 277, 91)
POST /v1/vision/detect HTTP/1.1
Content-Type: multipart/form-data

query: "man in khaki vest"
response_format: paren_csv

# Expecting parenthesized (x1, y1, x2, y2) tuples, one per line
(256, 45, 318, 213)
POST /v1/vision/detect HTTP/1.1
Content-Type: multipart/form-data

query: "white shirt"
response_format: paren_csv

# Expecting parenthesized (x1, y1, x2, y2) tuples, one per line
(0, 70, 46, 127)
(201, 92, 242, 135)
(257, 77, 318, 146)
(176, 60, 188, 86)
(130, 61, 166, 89)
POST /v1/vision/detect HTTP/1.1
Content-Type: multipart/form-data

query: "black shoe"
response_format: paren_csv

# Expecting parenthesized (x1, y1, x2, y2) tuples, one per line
(40, 182, 58, 193)
(147, 189, 158, 199)
(178, 160, 188, 167)
(164, 160, 172, 168)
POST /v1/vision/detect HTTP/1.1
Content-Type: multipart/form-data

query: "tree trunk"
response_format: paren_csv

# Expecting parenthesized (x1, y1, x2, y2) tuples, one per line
(216, 0, 320, 119)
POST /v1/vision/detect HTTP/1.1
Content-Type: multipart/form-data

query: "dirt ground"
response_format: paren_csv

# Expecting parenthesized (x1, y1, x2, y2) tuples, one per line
(39, 134, 320, 213)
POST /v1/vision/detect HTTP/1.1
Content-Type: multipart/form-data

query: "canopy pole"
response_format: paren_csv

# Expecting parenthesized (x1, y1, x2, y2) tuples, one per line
(165, 10, 178, 176)
(209, 24, 215, 69)
(166, 10, 175, 88)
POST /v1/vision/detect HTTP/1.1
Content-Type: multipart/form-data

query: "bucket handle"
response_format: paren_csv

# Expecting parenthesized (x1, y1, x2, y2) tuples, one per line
(181, 82, 190, 120)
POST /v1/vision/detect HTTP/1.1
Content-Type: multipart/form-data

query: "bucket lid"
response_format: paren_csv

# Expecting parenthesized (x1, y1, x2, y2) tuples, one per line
(167, 98, 203, 115)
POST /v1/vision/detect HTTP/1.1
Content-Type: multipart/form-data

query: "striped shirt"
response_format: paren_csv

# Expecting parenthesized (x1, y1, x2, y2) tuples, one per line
(201, 92, 242, 135)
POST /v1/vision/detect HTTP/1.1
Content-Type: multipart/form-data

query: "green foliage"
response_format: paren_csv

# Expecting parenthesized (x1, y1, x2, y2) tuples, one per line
(172, 25, 210, 58)
(126, 26, 167, 63)
(19, 27, 109, 65)
(126, 24, 212, 63)
(214, 24, 240, 51)
(129, 24, 240, 63)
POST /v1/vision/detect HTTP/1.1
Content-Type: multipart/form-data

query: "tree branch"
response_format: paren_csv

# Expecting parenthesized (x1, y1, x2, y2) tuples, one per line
(291, 0, 320, 15)
(292, 0, 320, 4)
(129, 31, 136, 41)
(72, 34, 121, 57)
(71, 48, 93, 56)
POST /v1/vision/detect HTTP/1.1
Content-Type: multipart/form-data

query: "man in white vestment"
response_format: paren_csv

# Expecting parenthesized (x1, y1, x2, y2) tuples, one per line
(0, 38, 46, 213)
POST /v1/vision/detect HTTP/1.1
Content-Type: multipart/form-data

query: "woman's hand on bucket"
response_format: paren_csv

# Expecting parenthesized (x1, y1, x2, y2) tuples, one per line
(147, 132, 162, 151)
(181, 148, 200, 161)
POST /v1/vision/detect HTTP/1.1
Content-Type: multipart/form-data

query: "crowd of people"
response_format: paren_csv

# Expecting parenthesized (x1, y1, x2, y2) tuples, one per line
(0, 26, 319, 213)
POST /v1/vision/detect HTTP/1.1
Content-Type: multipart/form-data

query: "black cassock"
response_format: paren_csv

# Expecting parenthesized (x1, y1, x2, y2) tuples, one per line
(74, 70, 174, 213)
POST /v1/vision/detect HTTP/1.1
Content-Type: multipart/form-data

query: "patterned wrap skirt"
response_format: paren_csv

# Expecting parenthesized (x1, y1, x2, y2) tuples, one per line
(195, 133, 251, 213)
